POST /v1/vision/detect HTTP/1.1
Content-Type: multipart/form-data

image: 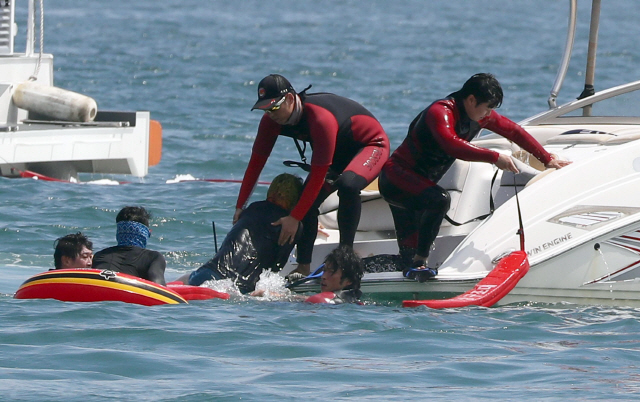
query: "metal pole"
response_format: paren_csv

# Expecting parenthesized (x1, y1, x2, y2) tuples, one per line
(548, 0, 577, 109)
(26, 0, 35, 55)
(579, 0, 602, 116)
(212, 221, 219, 254)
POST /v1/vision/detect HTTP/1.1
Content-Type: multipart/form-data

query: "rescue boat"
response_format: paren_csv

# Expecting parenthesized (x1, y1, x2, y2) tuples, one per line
(287, 0, 640, 308)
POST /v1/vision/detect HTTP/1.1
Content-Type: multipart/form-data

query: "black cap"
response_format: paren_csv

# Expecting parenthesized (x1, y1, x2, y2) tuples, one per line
(251, 74, 295, 110)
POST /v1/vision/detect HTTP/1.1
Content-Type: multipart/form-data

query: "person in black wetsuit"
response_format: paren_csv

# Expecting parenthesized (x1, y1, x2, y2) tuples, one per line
(178, 173, 304, 294)
(92, 206, 167, 285)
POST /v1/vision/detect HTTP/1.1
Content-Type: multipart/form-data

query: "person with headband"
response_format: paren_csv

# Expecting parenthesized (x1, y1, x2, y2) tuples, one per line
(92, 206, 166, 285)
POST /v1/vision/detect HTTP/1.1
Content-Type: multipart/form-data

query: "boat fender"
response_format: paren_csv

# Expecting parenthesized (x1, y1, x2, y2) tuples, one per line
(305, 291, 337, 304)
(12, 81, 98, 122)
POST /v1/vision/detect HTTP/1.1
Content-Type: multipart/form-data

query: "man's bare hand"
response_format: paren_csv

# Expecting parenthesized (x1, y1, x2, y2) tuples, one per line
(272, 215, 300, 246)
(545, 158, 572, 169)
(495, 154, 519, 173)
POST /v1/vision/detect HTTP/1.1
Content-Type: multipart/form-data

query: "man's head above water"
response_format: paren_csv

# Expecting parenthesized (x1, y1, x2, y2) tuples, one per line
(266, 173, 304, 211)
(53, 232, 93, 269)
(321, 245, 364, 293)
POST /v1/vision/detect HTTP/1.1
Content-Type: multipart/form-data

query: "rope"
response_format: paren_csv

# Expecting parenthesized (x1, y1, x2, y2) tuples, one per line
(28, 0, 44, 81)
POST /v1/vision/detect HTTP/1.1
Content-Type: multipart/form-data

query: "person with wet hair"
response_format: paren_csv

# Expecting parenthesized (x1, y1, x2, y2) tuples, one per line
(92, 206, 166, 285)
(252, 244, 364, 305)
(52, 232, 93, 269)
(379, 73, 571, 281)
(313, 244, 364, 304)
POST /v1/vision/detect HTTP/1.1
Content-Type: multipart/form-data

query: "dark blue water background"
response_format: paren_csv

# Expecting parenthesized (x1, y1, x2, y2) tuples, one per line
(2, 1, 640, 400)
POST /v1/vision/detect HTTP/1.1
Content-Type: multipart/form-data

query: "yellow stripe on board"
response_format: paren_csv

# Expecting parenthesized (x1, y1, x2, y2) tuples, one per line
(19, 277, 187, 304)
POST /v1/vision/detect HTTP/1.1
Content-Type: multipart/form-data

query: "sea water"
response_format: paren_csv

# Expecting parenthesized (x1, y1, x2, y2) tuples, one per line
(2, 0, 640, 400)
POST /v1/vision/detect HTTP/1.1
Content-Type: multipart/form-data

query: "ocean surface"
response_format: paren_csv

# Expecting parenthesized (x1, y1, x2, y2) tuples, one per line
(2, 0, 640, 400)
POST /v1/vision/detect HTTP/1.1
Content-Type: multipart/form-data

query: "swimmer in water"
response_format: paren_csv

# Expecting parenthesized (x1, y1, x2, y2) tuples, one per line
(52, 232, 93, 269)
(176, 173, 304, 294)
(92, 206, 167, 285)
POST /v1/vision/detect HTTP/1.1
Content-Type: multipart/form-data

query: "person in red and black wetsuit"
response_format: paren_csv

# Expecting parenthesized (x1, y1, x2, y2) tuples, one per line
(235, 74, 390, 276)
(379, 73, 571, 281)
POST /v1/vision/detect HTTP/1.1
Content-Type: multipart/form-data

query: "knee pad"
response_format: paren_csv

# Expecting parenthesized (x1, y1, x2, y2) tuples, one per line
(335, 171, 367, 196)
(422, 186, 451, 211)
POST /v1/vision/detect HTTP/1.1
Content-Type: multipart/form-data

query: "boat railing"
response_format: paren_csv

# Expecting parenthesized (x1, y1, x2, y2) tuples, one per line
(548, 0, 577, 109)
(0, 0, 15, 55)
(525, 80, 640, 126)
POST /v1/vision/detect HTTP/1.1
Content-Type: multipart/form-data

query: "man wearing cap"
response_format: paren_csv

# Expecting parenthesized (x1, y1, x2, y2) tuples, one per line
(235, 74, 389, 276)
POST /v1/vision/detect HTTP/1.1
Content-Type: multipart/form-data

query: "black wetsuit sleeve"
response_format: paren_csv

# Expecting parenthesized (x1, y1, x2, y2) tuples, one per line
(147, 252, 167, 286)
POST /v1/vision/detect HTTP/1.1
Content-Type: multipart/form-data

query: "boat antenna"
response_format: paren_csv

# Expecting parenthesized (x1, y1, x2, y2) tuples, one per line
(513, 175, 525, 252)
(212, 221, 219, 253)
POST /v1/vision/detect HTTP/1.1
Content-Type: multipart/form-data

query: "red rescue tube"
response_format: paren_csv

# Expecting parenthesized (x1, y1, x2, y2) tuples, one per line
(14, 269, 188, 306)
(166, 283, 230, 301)
(305, 291, 337, 304)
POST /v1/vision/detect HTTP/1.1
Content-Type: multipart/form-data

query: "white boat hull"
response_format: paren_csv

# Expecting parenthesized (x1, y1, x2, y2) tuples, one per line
(287, 82, 640, 307)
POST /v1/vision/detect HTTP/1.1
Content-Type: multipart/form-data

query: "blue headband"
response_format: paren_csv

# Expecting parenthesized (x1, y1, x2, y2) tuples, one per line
(116, 221, 150, 249)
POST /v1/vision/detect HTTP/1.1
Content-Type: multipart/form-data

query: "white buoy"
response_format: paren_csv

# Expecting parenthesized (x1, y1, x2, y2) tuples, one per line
(12, 82, 98, 122)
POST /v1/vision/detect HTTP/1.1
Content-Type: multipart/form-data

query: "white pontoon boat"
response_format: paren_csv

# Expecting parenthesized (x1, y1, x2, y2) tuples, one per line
(0, 0, 161, 181)
(288, 0, 640, 307)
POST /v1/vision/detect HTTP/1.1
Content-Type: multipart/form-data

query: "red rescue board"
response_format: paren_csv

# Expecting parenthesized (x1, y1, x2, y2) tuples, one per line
(402, 250, 529, 309)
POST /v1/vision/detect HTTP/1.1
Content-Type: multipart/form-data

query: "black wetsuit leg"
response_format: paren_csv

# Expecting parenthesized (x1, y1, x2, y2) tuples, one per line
(379, 169, 450, 258)
(334, 170, 368, 247)
(296, 171, 369, 264)
(297, 182, 334, 265)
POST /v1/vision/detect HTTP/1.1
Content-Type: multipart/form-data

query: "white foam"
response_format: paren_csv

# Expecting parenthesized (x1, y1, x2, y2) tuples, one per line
(166, 174, 197, 184)
(84, 179, 120, 185)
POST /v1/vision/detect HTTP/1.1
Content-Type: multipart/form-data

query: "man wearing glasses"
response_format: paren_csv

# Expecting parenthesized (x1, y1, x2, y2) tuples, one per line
(235, 74, 390, 276)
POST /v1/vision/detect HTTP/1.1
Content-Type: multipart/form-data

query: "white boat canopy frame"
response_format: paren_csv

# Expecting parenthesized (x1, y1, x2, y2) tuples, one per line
(548, 0, 602, 114)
